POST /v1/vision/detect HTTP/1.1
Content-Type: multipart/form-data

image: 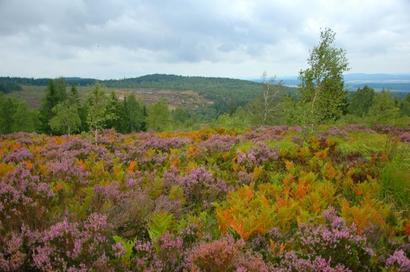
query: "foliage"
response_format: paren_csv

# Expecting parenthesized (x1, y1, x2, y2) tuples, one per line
(0, 94, 37, 134)
(117, 94, 147, 133)
(146, 100, 172, 131)
(148, 211, 174, 243)
(0, 125, 409, 271)
(38, 78, 67, 133)
(86, 84, 117, 140)
(348, 85, 375, 117)
(380, 143, 410, 210)
(216, 186, 276, 240)
(299, 28, 349, 124)
(49, 101, 81, 135)
(368, 91, 400, 123)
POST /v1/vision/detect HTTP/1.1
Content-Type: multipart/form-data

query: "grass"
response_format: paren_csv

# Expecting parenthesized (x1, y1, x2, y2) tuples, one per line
(380, 143, 410, 211)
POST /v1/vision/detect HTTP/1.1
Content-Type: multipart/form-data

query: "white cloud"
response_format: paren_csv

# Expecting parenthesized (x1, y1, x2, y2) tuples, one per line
(0, 0, 409, 78)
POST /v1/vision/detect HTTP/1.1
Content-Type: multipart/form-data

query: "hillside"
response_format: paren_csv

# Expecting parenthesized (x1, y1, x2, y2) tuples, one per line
(1, 74, 295, 112)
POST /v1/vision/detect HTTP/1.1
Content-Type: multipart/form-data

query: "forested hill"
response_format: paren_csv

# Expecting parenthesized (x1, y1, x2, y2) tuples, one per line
(105, 74, 275, 113)
(0, 74, 264, 92)
(0, 74, 295, 114)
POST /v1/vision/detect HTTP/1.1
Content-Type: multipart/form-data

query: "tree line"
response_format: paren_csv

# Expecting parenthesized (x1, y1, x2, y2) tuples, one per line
(0, 80, 195, 135)
(214, 28, 410, 129)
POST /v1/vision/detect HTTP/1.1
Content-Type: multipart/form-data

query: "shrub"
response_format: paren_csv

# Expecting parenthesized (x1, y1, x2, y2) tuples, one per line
(295, 207, 374, 271)
(185, 236, 269, 272)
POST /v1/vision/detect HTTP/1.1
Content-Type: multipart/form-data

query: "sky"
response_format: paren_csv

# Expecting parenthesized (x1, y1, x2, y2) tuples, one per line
(0, 0, 409, 79)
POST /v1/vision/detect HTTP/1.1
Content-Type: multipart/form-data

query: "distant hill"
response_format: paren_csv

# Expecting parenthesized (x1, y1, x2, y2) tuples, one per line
(0, 74, 295, 114)
(275, 73, 410, 93)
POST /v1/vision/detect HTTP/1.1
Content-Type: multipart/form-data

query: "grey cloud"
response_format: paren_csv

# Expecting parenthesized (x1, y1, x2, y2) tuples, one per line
(0, 0, 409, 78)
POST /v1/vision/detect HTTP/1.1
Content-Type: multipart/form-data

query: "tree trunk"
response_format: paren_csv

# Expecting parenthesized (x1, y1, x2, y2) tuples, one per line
(263, 90, 268, 125)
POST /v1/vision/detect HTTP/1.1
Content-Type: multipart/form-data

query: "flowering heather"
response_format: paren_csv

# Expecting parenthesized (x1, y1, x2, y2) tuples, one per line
(179, 167, 229, 207)
(31, 213, 111, 271)
(0, 165, 53, 232)
(399, 132, 410, 143)
(236, 143, 278, 168)
(0, 127, 408, 270)
(296, 207, 373, 271)
(273, 251, 351, 272)
(242, 126, 289, 142)
(47, 158, 89, 182)
(344, 124, 374, 133)
(185, 236, 270, 272)
(322, 126, 348, 138)
(0, 232, 26, 271)
(385, 250, 410, 272)
(3, 147, 33, 163)
(200, 134, 239, 152)
(140, 136, 191, 152)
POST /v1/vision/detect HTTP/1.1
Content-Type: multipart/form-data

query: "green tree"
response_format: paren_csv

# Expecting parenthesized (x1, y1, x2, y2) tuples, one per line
(0, 94, 15, 134)
(121, 95, 146, 132)
(86, 84, 116, 142)
(0, 94, 36, 134)
(147, 100, 171, 131)
(348, 86, 375, 117)
(299, 28, 349, 125)
(171, 107, 192, 128)
(69, 85, 81, 105)
(11, 101, 37, 132)
(49, 101, 81, 135)
(399, 93, 410, 116)
(104, 91, 121, 129)
(368, 91, 400, 123)
(141, 105, 148, 131)
(38, 79, 67, 133)
(69, 85, 89, 132)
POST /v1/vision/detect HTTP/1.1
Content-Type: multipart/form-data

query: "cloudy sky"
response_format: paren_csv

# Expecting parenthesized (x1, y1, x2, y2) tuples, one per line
(0, 0, 409, 79)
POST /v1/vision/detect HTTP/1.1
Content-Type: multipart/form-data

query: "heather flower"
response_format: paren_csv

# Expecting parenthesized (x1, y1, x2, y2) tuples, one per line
(43, 137, 108, 161)
(156, 232, 184, 270)
(94, 182, 123, 202)
(32, 213, 111, 271)
(179, 167, 228, 208)
(0, 165, 53, 232)
(0, 126, 408, 271)
(242, 126, 288, 142)
(3, 147, 33, 163)
(296, 207, 372, 271)
(185, 236, 269, 272)
(385, 250, 410, 271)
(141, 136, 191, 152)
(323, 126, 348, 138)
(154, 195, 182, 216)
(237, 171, 252, 184)
(345, 124, 374, 133)
(163, 166, 228, 207)
(0, 232, 26, 271)
(201, 134, 239, 152)
(112, 242, 125, 258)
(236, 143, 278, 169)
(273, 251, 351, 272)
(47, 158, 88, 182)
(399, 132, 410, 143)
(107, 190, 154, 238)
